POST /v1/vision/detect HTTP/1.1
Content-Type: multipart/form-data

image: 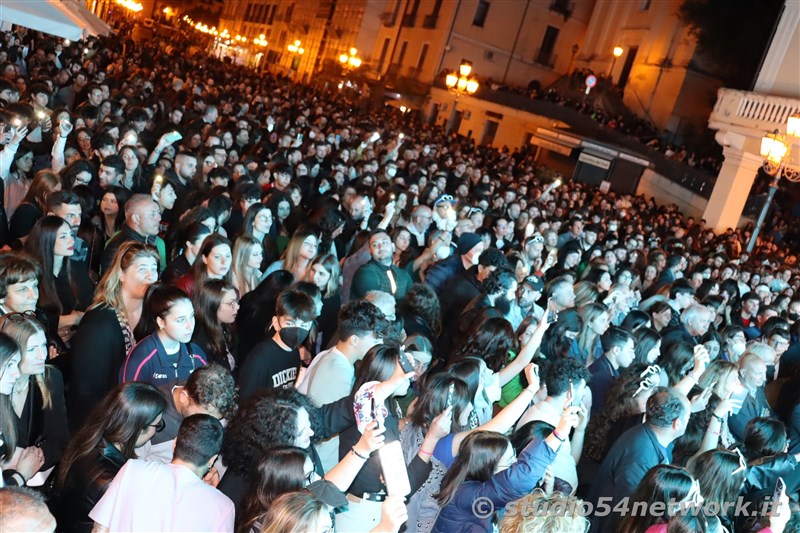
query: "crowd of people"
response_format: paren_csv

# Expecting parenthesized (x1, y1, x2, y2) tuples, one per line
(0, 20, 798, 533)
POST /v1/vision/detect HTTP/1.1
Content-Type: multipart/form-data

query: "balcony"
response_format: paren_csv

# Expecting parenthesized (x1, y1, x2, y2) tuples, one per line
(709, 88, 800, 134)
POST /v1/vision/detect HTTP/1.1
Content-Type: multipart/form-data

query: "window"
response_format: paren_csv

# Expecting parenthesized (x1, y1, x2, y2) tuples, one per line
(285, 3, 294, 22)
(473, 0, 489, 27)
(377, 38, 391, 71)
(397, 41, 409, 65)
(417, 43, 429, 70)
(639, 0, 652, 10)
(537, 25, 559, 66)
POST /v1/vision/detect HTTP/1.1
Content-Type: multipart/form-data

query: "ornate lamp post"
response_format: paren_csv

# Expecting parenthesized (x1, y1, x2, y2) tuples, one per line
(445, 61, 479, 98)
(609, 45, 623, 79)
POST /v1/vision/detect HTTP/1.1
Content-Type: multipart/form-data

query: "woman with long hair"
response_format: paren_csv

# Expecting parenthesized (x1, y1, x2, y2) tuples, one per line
(569, 303, 609, 365)
(118, 145, 146, 193)
(688, 450, 747, 531)
(616, 465, 697, 533)
(231, 236, 263, 296)
(193, 279, 239, 372)
(54, 382, 167, 533)
(0, 331, 44, 487)
(264, 225, 319, 282)
(67, 242, 159, 432)
(25, 216, 94, 344)
(241, 203, 278, 270)
(0, 313, 68, 476)
(121, 284, 207, 388)
(260, 492, 332, 533)
(236, 270, 295, 358)
(633, 327, 662, 366)
(175, 234, 233, 296)
(162, 222, 212, 285)
(304, 253, 340, 353)
(5, 145, 35, 220)
(432, 405, 579, 533)
(9, 169, 61, 241)
(93, 186, 131, 241)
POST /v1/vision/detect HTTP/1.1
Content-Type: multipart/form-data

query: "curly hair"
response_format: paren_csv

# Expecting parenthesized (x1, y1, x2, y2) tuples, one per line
(184, 363, 238, 420)
(398, 283, 442, 338)
(451, 315, 517, 372)
(221, 387, 322, 475)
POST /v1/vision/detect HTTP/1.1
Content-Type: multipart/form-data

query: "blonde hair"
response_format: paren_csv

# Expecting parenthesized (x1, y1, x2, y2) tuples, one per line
(577, 303, 608, 361)
(0, 315, 52, 409)
(698, 359, 738, 397)
(282, 226, 318, 276)
(306, 253, 340, 298)
(232, 235, 261, 295)
(573, 281, 599, 309)
(499, 490, 590, 533)
(259, 492, 328, 533)
(92, 242, 160, 313)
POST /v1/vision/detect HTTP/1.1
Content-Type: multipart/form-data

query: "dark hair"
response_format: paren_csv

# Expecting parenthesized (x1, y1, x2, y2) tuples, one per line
(668, 281, 695, 299)
(688, 450, 747, 520)
(339, 300, 386, 341)
(446, 357, 483, 405)
(510, 420, 554, 456)
(100, 154, 125, 176)
(238, 446, 308, 533)
(478, 248, 510, 269)
(173, 414, 224, 466)
(646, 387, 687, 428)
(398, 283, 442, 338)
(60, 159, 96, 189)
(56, 382, 167, 488)
(99, 186, 131, 235)
(661, 341, 694, 386)
(409, 375, 471, 433)
(45, 190, 80, 212)
(600, 326, 633, 353)
(135, 283, 192, 338)
(24, 216, 74, 316)
(617, 465, 694, 533)
(181, 221, 213, 254)
(192, 279, 237, 368)
(744, 417, 787, 459)
(620, 310, 651, 333)
(275, 288, 316, 322)
(184, 363, 239, 420)
(545, 357, 591, 397)
(192, 234, 233, 285)
(451, 316, 516, 372)
(221, 388, 319, 475)
(481, 269, 516, 296)
(437, 431, 510, 507)
(0, 252, 41, 299)
(633, 328, 661, 366)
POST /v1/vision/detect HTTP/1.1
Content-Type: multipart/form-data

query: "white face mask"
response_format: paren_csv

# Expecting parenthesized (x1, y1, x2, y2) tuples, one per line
(387, 167, 397, 177)
(731, 340, 746, 357)
(436, 245, 450, 260)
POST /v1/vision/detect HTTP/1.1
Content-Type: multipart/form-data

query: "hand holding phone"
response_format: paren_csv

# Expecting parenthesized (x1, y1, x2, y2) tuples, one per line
(547, 297, 558, 324)
(445, 383, 454, 409)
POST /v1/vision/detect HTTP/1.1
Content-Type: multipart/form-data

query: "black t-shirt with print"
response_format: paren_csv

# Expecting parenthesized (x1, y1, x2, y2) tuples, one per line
(236, 337, 300, 401)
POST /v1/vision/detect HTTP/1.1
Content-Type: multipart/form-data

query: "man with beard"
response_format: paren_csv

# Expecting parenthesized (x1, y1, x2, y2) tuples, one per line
(509, 274, 545, 329)
(165, 151, 199, 219)
(351, 229, 412, 302)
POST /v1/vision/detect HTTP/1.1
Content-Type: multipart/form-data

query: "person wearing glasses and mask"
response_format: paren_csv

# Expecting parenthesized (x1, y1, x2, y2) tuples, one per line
(237, 289, 316, 401)
(53, 382, 167, 533)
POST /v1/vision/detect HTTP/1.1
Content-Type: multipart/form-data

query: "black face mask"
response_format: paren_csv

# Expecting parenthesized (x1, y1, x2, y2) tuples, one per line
(279, 327, 310, 350)
(789, 312, 799, 322)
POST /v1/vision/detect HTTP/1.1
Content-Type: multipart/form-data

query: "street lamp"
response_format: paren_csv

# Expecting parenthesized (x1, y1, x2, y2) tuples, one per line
(445, 61, 479, 98)
(287, 40, 305, 55)
(339, 47, 362, 70)
(609, 45, 623, 78)
(748, 113, 800, 252)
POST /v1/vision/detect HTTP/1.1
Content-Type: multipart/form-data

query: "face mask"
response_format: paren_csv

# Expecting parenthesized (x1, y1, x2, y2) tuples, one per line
(278, 326, 310, 349)
(789, 312, 799, 322)
(387, 167, 397, 177)
(731, 340, 746, 357)
(436, 246, 450, 260)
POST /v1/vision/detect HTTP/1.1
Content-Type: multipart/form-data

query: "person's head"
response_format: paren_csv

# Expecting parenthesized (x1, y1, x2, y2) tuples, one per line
(195, 234, 233, 280)
(633, 327, 662, 365)
(437, 431, 513, 507)
(272, 289, 316, 348)
(649, 301, 673, 331)
(22, 170, 61, 210)
(172, 414, 224, 475)
(176, 363, 238, 420)
(617, 465, 696, 533)
(548, 276, 576, 310)
(306, 254, 340, 299)
(125, 194, 161, 236)
(46, 190, 82, 231)
(338, 300, 385, 359)
(744, 417, 787, 460)
(601, 326, 636, 369)
(222, 388, 319, 474)
(545, 357, 590, 402)
(453, 315, 517, 373)
(411, 374, 472, 432)
(175, 151, 198, 181)
(689, 450, 747, 511)
(137, 284, 195, 343)
(741, 291, 761, 316)
(580, 302, 611, 338)
(354, 344, 414, 399)
(233, 235, 263, 284)
(498, 490, 590, 533)
(241, 446, 310, 532)
(283, 226, 319, 271)
(368, 229, 393, 265)
(260, 491, 332, 533)
(681, 304, 713, 337)
(620, 309, 651, 333)
(669, 282, 696, 311)
(0, 487, 57, 532)
(0, 331, 21, 395)
(25, 216, 74, 289)
(244, 203, 273, 237)
(0, 253, 41, 313)
(645, 387, 690, 439)
(57, 382, 167, 487)
(411, 205, 433, 232)
(98, 155, 125, 188)
(180, 222, 213, 263)
(93, 242, 160, 310)
(0, 313, 47, 384)
(738, 352, 767, 390)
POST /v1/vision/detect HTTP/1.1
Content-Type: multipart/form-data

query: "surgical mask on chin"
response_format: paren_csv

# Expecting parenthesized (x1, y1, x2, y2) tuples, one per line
(278, 327, 310, 349)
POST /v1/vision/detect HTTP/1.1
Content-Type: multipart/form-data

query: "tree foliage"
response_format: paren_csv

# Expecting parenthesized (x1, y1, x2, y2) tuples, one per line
(678, 0, 783, 88)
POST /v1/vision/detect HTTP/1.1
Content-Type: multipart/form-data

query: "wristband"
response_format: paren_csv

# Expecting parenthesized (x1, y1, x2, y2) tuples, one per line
(418, 449, 433, 457)
(552, 430, 566, 443)
(351, 447, 369, 460)
(712, 413, 724, 423)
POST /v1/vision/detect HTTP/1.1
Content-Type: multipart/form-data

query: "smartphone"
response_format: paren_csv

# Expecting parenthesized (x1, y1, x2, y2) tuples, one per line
(378, 441, 412, 496)
(371, 397, 381, 430)
(547, 297, 557, 324)
(399, 352, 415, 374)
(773, 477, 786, 504)
(297, 133, 304, 142)
(446, 383, 454, 409)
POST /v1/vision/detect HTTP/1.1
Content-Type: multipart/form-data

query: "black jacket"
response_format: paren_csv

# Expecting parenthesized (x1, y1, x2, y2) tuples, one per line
(55, 440, 127, 533)
(13, 368, 69, 470)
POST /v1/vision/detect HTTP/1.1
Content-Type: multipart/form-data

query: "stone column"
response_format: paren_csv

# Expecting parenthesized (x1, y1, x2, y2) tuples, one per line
(702, 147, 763, 232)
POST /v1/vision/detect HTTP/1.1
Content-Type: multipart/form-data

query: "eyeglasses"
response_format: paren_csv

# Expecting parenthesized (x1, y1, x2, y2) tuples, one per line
(2, 311, 37, 322)
(223, 298, 240, 308)
(149, 418, 166, 433)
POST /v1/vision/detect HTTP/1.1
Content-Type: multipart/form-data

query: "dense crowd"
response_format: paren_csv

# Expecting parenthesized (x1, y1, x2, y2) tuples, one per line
(0, 22, 798, 533)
